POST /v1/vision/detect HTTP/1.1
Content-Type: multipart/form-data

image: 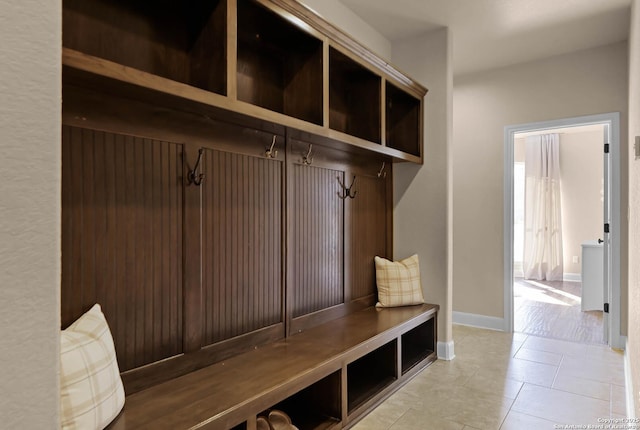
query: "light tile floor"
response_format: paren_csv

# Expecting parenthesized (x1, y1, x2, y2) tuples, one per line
(352, 324, 627, 430)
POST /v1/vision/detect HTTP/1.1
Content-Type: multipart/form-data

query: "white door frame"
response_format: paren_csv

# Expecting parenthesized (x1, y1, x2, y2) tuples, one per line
(503, 112, 623, 349)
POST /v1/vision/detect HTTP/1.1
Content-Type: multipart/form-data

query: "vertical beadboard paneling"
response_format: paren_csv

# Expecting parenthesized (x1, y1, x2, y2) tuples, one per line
(292, 165, 344, 317)
(61, 125, 184, 371)
(349, 174, 388, 300)
(202, 149, 283, 345)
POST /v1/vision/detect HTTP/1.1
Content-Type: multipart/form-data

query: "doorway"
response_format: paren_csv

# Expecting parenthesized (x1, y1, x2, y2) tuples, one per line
(513, 125, 604, 343)
(503, 113, 622, 349)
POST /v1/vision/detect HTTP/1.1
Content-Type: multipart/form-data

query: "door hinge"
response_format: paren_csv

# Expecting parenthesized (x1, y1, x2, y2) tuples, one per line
(604, 223, 610, 233)
(604, 143, 610, 153)
(604, 303, 609, 313)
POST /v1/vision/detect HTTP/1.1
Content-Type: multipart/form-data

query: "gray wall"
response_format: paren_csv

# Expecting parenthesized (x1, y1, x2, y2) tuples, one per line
(0, 0, 61, 427)
(626, 0, 640, 416)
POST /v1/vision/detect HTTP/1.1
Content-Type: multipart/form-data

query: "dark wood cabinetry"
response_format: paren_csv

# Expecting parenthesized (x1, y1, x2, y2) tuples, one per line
(402, 318, 437, 374)
(62, 0, 426, 163)
(386, 82, 422, 157)
(61, 126, 185, 371)
(329, 47, 381, 143)
(108, 305, 438, 430)
(347, 339, 397, 413)
(63, 0, 227, 95)
(61, 0, 432, 428)
(237, 0, 323, 124)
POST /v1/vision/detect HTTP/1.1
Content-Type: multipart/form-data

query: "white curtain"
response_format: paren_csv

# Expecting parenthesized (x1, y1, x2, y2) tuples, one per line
(523, 133, 563, 281)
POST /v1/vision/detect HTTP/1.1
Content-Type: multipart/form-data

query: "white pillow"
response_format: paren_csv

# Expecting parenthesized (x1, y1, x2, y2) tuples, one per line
(60, 304, 125, 430)
(374, 254, 425, 308)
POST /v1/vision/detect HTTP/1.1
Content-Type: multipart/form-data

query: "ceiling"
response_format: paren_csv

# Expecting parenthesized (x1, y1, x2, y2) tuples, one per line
(340, 0, 632, 76)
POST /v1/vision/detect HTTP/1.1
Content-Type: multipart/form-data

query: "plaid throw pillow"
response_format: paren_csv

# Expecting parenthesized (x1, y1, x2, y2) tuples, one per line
(374, 254, 425, 308)
(60, 304, 125, 430)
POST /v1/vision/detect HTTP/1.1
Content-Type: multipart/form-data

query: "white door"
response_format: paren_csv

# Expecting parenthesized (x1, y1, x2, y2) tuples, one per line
(603, 124, 611, 344)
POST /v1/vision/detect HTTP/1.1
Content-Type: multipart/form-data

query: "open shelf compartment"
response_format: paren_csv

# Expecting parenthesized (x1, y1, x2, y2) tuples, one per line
(63, 0, 227, 95)
(237, 0, 323, 125)
(329, 47, 382, 144)
(401, 317, 435, 375)
(263, 370, 342, 430)
(347, 339, 397, 414)
(385, 82, 422, 157)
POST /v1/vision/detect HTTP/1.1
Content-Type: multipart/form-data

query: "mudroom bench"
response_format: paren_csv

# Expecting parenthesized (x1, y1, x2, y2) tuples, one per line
(108, 303, 438, 430)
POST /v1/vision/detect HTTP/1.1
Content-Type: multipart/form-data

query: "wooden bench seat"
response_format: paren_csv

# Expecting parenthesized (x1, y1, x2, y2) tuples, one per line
(108, 303, 438, 430)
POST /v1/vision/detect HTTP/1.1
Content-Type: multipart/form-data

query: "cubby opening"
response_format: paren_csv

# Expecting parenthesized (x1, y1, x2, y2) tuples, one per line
(329, 48, 382, 143)
(385, 82, 421, 156)
(237, 0, 323, 125)
(231, 423, 246, 430)
(347, 340, 397, 413)
(62, 0, 227, 95)
(264, 370, 341, 430)
(401, 317, 435, 375)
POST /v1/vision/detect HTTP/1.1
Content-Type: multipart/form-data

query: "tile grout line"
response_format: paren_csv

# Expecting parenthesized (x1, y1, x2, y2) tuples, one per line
(550, 353, 564, 389)
(499, 333, 528, 430)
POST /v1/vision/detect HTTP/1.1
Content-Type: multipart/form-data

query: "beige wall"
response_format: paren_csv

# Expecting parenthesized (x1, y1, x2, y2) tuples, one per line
(453, 42, 629, 325)
(627, 0, 640, 417)
(298, 0, 391, 59)
(560, 130, 604, 276)
(0, 0, 61, 427)
(393, 28, 454, 347)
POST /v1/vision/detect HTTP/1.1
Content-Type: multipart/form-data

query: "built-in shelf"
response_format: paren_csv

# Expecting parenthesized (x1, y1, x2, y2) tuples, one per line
(62, 0, 426, 163)
(237, 0, 323, 124)
(386, 82, 421, 157)
(401, 317, 436, 375)
(347, 339, 397, 413)
(267, 370, 342, 430)
(63, 0, 227, 96)
(329, 47, 382, 144)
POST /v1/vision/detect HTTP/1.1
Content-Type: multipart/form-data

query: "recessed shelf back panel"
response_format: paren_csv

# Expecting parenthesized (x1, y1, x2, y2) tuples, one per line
(237, 0, 323, 125)
(386, 82, 421, 157)
(401, 317, 435, 374)
(347, 339, 397, 413)
(267, 370, 342, 430)
(63, 0, 227, 95)
(329, 48, 382, 144)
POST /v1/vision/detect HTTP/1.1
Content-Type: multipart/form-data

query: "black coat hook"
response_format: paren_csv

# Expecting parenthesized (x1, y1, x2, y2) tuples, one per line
(337, 175, 357, 199)
(188, 148, 205, 186)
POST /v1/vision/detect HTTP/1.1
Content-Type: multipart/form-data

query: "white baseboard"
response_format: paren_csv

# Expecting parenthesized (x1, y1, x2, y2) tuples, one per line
(437, 340, 455, 361)
(625, 338, 636, 419)
(453, 311, 505, 331)
(563, 272, 582, 282)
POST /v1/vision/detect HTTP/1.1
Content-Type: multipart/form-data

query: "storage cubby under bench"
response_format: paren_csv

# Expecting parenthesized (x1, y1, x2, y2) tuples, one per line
(108, 304, 438, 430)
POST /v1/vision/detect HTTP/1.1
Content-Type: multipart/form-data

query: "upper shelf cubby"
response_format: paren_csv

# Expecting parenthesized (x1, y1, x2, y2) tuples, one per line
(236, 0, 323, 125)
(329, 47, 382, 144)
(62, 0, 227, 95)
(62, 0, 427, 163)
(386, 82, 422, 157)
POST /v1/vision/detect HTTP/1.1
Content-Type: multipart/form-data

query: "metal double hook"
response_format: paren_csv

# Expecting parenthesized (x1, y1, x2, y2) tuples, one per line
(377, 162, 387, 179)
(337, 175, 357, 199)
(265, 135, 278, 158)
(302, 144, 313, 165)
(188, 148, 205, 186)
